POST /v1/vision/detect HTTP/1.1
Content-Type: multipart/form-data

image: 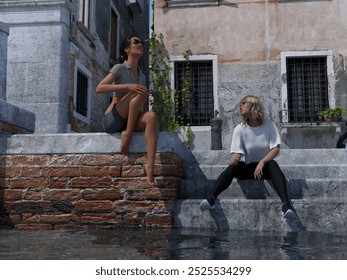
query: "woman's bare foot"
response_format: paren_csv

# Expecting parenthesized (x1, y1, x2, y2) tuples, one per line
(120, 131, 132, 155)
(145, 163, 155, 186)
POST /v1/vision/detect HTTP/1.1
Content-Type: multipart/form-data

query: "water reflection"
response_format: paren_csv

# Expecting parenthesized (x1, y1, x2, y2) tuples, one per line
(0, 228, 345, 260)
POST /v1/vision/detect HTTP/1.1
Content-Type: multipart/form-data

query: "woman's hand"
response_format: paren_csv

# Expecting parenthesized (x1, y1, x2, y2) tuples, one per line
(229, 153, 241, 166)
(254, 160, 265, 179)
(127, 84, 149, 97)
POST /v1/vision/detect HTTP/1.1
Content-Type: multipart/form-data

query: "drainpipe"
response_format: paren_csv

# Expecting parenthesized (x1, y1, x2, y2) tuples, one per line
(210, 110, 223, 150)
(0, 21, 9, 101)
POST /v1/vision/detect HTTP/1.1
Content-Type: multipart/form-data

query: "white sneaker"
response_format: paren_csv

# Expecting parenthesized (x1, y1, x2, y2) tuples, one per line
(200, 199, 215, 210)
(283, 208, 296, 219)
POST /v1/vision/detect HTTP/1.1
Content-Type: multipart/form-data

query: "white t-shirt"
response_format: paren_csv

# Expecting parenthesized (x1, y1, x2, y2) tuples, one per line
(230, 119, 281, 164)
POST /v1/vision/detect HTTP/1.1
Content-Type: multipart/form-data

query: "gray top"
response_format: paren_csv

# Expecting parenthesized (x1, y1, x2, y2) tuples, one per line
(109, 61, 146, 97)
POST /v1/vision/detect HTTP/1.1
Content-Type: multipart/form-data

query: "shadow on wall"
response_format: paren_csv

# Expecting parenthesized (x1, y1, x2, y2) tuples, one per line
(0, 144, 14, 228)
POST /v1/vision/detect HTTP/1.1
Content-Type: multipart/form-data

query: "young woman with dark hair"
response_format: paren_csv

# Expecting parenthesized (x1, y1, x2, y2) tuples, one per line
(96, 34, 158, 185)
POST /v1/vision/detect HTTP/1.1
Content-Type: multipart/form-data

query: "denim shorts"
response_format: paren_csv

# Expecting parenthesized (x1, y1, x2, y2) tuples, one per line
(102, 107, 127, 133)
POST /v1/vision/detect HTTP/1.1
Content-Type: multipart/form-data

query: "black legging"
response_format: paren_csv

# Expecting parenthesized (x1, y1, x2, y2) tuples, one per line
(211, 160, 289, 203)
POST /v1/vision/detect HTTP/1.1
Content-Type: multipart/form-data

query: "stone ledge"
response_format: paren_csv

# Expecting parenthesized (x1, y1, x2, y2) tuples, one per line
(0, 100, 35, 134)
(0, 131, 193, 162)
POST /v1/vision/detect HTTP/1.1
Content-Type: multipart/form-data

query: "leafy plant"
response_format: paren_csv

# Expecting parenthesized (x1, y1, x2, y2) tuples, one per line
(149, 1, 193, 148)
(318, 106, 346, 122)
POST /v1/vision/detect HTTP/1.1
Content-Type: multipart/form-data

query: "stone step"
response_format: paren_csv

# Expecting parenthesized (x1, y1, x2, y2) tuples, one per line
(174, 198, 346, 233)
(180, 178, 347, 199)
(192, 149, 347, 165)
(196, 164, 347, 179)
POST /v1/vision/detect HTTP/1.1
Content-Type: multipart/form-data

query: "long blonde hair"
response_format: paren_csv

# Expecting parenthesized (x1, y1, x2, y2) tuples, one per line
(240, 95, 265, 124)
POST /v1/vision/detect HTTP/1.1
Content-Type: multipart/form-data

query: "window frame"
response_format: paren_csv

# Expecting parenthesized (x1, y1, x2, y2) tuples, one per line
(170, 54, 218, 129)
(79, 0, 90, 28)
(280, 50, 334, 124)
(110, 6, 120, 64)
(73, 61, 92, 124)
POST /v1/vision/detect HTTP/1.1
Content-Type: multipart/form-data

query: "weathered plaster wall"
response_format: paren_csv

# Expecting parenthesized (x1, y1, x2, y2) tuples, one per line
(154, 0, 347, 149)
(155, 0, 347, 62)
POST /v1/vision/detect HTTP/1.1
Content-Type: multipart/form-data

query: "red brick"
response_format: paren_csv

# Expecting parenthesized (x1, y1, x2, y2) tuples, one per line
(74, 200, 113, 212)
(43, 167, 81, 177)
(146, 214, 174, 226)
(40, 214, 79, 223)
(2, 167, 21, 177)
(21, 167, 42, 177)
(9, 178, 49, 189)
(125, 187, 179, 201)
(50, 177, 70, 189)
(23, 190, 42, 201)
(6, 155, 49, 167)
(4, 189, 23, 200)
(22, 214, 40, 222)
(121, 165, 145, 177)
(71, 177, 112, 188)
(80, 166, 121, 177)
(83, 189, 123, 200)
(114, 178, 148, 188)
(42, 189, 82, 201)
(123, 213, 146, 225)
(80, 213, 121, 223)
(8, 214, 22, 224)
(78, 154, 128, 166)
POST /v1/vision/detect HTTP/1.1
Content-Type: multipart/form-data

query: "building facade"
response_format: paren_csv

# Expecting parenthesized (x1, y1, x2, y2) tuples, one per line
(154, 0, 347, 149)
(0, 0, 149, 133)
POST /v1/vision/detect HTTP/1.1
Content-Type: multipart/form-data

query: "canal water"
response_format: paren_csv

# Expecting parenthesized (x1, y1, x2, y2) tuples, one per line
(0, 228, 345, 260)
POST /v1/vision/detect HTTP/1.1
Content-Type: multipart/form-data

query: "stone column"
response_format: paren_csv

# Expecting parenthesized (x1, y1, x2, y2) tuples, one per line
(0, 21, 9, 101)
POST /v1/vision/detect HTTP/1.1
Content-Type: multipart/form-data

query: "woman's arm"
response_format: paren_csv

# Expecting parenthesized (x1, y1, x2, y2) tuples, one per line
(254, 144, 280, 179)
(96, 73, 130, 94)
(229, 153, 241, 166)
(96, 73, 149, 97)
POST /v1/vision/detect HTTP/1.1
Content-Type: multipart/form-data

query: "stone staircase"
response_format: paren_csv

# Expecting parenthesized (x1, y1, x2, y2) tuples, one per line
(175, 149, 347, 233)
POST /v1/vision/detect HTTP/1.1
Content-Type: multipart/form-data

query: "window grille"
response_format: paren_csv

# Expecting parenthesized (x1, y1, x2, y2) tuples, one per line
(174, 61, 214, 126)
(76, 70, 89, 117)
(286, 56, 329, 123)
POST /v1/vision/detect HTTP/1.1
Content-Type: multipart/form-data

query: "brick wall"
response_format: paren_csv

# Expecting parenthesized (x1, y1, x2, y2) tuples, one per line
(0, 152, 185, 230)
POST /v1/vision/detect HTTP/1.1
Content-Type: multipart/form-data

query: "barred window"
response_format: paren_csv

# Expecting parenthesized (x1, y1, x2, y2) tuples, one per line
(281, 51, 333, 124)
(76, 70, 89, 117)
(73, 62, 91, 124)
(174, 60, 214, 126)
(286, 56, 329, 123)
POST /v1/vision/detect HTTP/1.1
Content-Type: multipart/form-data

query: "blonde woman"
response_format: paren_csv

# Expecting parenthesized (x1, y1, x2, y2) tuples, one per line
(200, 95, 295, 218)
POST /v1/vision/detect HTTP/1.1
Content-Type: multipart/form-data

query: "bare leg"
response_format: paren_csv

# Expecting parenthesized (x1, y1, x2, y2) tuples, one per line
(116, 92, 147, 155)
(135, 111, 158, 185)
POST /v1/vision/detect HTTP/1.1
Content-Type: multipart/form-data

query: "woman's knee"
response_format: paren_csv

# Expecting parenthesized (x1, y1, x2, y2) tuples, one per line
(129, 93, 147, 107)
(266, 160, 279, 169)
(266, 160, 285, 177)
(146, 111, 158, 125)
